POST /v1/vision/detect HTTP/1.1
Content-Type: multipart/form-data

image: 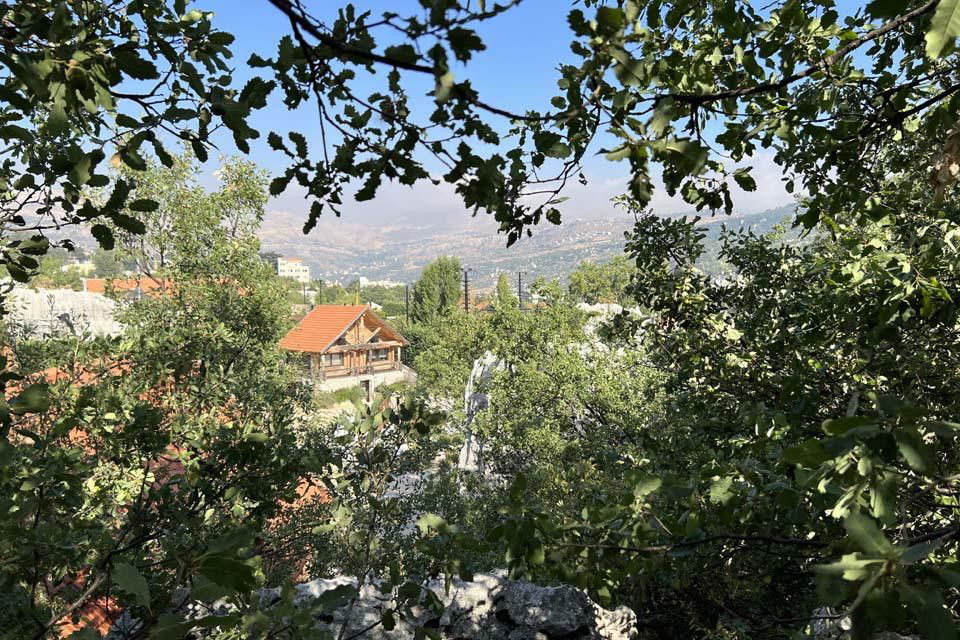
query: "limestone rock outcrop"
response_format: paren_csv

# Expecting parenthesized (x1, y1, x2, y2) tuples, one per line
(262, 572, 637, 640)
(457, 352, 504, 472)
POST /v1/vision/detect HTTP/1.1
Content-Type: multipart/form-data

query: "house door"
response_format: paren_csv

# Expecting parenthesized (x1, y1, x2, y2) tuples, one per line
(361, 380, 371, 404)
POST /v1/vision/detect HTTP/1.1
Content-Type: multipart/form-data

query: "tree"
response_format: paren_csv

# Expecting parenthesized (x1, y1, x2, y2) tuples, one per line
(14, 0, 959, 281)
(9, 2, 960, 637)
(91, 248, 125, 279)
(358, 284, 407, 317)
(249, 0, 960, 249)
(401, 110, 960, 634)
(0, 157, 323, 639)
(0, 1, 269, 304)
(409, 309, 486, 402)
(104, 151, 267, 279)
(567, 257, 635, 305)
(495, 273, 518, 308)
(478, 143, 960, 635)
(259, 251, 281, 271)
(8, 1, 960, 267)
(410, 257, 461, 324)
(30, 250, 82, 291)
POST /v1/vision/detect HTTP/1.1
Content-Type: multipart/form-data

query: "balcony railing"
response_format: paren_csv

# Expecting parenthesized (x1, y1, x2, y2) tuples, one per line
(313, 361, 403, 381)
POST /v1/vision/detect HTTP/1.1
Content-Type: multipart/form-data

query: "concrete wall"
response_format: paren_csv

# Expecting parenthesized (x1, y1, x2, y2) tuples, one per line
(314, 366, 417, 399)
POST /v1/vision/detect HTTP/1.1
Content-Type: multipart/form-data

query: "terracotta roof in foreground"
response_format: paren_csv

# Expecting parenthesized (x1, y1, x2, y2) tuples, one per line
(279, 304, 368, 353)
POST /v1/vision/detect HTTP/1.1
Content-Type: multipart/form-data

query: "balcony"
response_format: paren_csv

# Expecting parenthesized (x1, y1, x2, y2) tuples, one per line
(314, 360, 403, 381)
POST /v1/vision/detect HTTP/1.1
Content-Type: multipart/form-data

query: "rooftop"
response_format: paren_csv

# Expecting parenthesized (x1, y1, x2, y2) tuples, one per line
(83, 277, 170, 295)
(279, 304, 369, 353)
(279, 304, 407, 353)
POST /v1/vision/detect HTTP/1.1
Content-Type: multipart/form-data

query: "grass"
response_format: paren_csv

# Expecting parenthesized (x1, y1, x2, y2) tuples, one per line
(314, 385, 365, 409)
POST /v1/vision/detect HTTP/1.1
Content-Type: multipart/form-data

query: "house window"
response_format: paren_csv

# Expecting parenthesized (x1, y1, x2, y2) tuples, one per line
(370, 348, 389, 362)
(324, 352, 344, 367)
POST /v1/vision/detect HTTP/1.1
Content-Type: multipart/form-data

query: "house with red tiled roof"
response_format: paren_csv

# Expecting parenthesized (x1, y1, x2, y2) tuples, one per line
(83, 276, 171, 298)
(280, 304, 415, 400)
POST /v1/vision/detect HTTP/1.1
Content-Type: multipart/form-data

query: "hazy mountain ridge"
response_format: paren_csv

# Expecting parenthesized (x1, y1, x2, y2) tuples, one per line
(257, 204, 798, 287)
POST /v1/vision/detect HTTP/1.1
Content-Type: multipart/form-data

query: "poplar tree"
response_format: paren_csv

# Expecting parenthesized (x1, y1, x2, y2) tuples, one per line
(410, 256, 462, 324)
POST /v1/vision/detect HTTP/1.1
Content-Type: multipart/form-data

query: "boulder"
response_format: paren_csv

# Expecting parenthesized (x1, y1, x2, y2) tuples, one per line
(203, 573, 636, 640)
(806, 607, 918, 640)
(321, 573, 635, 640)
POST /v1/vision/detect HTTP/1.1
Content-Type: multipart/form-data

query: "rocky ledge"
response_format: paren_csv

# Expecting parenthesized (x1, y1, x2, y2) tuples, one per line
(257, 572, 638, 640)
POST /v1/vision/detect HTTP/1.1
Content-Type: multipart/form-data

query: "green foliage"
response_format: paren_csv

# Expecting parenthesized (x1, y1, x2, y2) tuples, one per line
(0, 0, 266, 299)
(475, 127, 960, 634)
(358, 284, 407, 318)
(410, 257, 462, 324)
(265, 396, 451, 592)
(30, 254, 82, 291)
(567, 256, 636, 305)
(495, 273, 517, 308)
(402, 117, 960, 635)
(313, 385, 365, 409)
(240, 0, 960, 251)
(318, 281, 408, 317)
(6, 2, 960, 638)
(0, 157, 318, 639)
(408, 309, 486, 402)
(91, 248, 126, 279)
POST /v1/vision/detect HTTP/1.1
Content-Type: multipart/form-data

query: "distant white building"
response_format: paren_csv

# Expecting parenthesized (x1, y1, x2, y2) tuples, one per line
(277, 257, 311, 284)
(358, 276, 403, 288)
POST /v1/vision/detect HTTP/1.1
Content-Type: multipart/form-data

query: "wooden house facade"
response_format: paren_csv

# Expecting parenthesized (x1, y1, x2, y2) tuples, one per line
(279, 304, 413, 397)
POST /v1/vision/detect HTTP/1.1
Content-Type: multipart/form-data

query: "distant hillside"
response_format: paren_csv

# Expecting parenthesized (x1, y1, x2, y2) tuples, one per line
(257, 204, 799, 287)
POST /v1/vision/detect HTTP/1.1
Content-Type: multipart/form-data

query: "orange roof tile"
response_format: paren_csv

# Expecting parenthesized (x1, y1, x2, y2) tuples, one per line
(84, 277, 170, 295)
(57, 596, 120, 638)
(279, 304, 369, 353)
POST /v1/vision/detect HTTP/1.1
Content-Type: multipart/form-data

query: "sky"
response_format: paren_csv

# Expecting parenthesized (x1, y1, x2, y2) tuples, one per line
(198, 1, 798, 230)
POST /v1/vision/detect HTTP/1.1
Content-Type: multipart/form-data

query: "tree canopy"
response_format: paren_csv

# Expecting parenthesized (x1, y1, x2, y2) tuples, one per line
(568, 256, 636, 305)
(8, 0, 960, 278)
(495, 273, 518, 308)
(410, 256, 462, 323)
(6, 1, 960, 638)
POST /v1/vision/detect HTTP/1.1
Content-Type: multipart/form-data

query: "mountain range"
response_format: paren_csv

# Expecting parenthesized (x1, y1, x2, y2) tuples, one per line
(257, 204, 798, 288)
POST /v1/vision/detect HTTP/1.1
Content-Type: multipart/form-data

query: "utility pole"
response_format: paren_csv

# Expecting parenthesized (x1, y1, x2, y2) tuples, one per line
(318, 279, 323, 304)
(517, 271, 526, 308)
(302, 282, 307, 305)
(462, 268, 472, 313)
(404, 283, 410, 321)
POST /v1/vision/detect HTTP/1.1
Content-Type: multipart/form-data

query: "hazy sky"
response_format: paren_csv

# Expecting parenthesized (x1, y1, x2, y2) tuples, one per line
(201, 1, 804, 229)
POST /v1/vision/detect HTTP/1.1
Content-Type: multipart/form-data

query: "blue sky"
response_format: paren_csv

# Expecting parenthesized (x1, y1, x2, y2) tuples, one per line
(197, 1, 807, 228)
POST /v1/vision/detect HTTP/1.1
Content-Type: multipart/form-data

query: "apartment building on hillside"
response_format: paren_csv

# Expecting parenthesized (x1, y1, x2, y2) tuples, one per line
(277, 257, 311, 283)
